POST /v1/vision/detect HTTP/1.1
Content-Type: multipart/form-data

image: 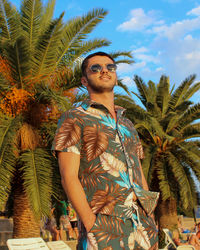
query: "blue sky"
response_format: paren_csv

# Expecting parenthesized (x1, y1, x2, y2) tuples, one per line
(11, 0, 200, 101)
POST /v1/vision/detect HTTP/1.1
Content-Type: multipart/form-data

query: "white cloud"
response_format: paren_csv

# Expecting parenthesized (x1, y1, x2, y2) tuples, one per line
(134, 53, 159, 64)
(117, 61, 146, 74)
(121, 76, 133, 86)
(132, 46, 160, 64)
(117, 8, 159, 31)
(132, 47, 149, 53)
(187, 6, 200, 16)
(151, 17, 200, 39)
(156, 67, 164, 72)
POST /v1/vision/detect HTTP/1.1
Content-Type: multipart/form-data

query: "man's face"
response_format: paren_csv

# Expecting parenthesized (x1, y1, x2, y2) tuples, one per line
(81, 56, 117, 93)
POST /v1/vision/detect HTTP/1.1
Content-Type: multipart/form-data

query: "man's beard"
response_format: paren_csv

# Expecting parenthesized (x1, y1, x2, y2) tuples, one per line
(86, 76, 115, 93)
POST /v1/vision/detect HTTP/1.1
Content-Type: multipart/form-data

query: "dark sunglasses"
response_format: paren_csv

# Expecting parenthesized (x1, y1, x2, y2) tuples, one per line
(90, 63, 117, 73)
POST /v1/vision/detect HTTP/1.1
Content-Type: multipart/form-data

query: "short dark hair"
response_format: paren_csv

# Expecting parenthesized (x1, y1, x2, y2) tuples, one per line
(81, 51, 115, 76)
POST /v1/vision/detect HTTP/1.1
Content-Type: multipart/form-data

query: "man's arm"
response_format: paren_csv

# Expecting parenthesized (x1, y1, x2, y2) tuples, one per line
(138, 160, 149, 191)
(58, 151, 96, 232)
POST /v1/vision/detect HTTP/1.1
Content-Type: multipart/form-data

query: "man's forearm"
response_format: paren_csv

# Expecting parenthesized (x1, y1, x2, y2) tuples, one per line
(61, 176, 96, 232)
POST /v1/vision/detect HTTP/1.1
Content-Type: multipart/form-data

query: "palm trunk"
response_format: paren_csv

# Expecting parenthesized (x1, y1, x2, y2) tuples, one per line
(155, 197, 178, 248)
(13, 183, 40, 238)
(156, 197, 178, 230)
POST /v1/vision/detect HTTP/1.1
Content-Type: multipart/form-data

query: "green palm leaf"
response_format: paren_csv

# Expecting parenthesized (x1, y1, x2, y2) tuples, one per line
(20, 0, 43, 53)
(19, 148, 53, 218)
(177, 103, 200, 131)
(169, 74, 196, 109)
(32, 13, 64, 77)
(0, 115, 20, 209)
(133, 75, 149, 107)
(4, 37, 30, 88)
(34, 83, 72, 112)
(0, 0, 21, 42)
(62, 38, 111, 67)
(55, 8, 108, 68)
(167, 151, 193, 209)
(156, 75, 170, 116)
(40, 0, 55, 31)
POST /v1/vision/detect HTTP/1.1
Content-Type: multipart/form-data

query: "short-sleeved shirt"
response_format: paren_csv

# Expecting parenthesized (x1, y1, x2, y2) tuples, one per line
(52, 99, 159, 248)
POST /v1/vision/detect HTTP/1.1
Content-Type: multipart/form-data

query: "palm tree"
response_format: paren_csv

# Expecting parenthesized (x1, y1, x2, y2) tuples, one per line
(115, 75, 200, 233)
(0, 0, 134, 237)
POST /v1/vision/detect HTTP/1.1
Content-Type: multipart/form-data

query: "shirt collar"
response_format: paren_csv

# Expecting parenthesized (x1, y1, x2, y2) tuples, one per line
(80, 99, 126, 116)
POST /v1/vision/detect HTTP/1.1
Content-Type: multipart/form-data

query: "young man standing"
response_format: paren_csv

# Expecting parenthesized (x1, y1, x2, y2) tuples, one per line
(52, 52, 159, 249)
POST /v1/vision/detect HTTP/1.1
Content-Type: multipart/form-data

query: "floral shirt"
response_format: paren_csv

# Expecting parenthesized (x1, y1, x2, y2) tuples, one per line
(52, 99, 159, 249)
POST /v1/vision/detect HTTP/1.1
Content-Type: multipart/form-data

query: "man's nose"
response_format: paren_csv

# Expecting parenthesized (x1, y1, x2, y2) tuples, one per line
(101, 66, 108, 73)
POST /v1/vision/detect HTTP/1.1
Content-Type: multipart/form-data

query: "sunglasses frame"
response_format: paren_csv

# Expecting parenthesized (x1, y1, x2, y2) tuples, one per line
(90, 63, 117, 73)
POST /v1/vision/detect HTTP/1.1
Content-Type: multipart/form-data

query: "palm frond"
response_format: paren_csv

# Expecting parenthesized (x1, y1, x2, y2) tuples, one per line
(177, 103, 200, 131)
(19, 148, 53, 218)
(32, 13, 64, 77)
(117, 79, 130, 95)
(0, 115, 21, 209)
(61, 38, 111, 67)
(4, 37, 30, 88)
(20, 0, 43, 53)
(55, 8, 108, 68)
(169, 74, 196, 110)
(167, 151, 194, 209)
(34, 83, 72, 112)
(110, 51, 133, 60)
(156, 75, 170, 116)
(157, 158, 172, 201)
(183, 81, 200, 100)
(181, 123, 200, 139)
(133, 75, 149, 107)
(0, 0, 21, 42)
(40, 0, 56, 33)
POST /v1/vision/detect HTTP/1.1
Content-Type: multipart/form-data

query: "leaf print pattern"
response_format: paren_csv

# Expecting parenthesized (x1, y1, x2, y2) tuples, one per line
(100, 152, 126, 177)
(137, 140, 144, 159)
(132, 224, 151, 250)
(124, 192, 137, 207)
(83, 125, 108, 162)
(103, 247, 113, 250)
(115, 171, 131, 189)
(67, 145, 80, 154)
(54, 118, 81, 150)
(100, 115, 131, 141)
(80, 163, 109, 191)
(90, 184, 126, 215)
(91, 214, 125, 244)
(87, 233, 98, 250)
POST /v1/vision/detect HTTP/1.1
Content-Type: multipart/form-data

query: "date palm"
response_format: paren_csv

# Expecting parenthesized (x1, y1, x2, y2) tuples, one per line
(0, 0, 134, 237)
(115, 74, 200, 232)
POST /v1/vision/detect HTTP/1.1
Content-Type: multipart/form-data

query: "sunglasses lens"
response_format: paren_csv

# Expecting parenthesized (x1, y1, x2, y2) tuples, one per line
(107, 64, 117, 72)
(90, 64, 117, 73)
(90, 64, 102, 72)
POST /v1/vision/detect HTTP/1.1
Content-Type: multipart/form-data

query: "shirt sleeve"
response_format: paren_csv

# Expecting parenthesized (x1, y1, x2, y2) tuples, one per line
(51, 111, 82, 156)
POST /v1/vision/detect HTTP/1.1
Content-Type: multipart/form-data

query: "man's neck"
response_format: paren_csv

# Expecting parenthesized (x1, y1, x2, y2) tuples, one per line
(89, 92, 117, 121)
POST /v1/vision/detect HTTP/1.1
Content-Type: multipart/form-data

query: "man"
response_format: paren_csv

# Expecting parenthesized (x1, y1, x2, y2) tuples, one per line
(52, 52, 159, 249)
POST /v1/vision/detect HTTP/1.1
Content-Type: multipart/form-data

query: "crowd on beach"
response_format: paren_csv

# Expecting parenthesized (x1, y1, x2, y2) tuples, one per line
(172, 219, 200, 249)
(40, 200, 78, 242)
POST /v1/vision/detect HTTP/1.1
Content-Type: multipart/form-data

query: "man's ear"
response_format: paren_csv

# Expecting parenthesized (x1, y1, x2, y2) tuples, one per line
(81, 76, 88, 87)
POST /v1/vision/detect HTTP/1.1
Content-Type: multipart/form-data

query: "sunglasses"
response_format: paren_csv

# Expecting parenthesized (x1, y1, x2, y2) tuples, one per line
(90, 63, 117, 73)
